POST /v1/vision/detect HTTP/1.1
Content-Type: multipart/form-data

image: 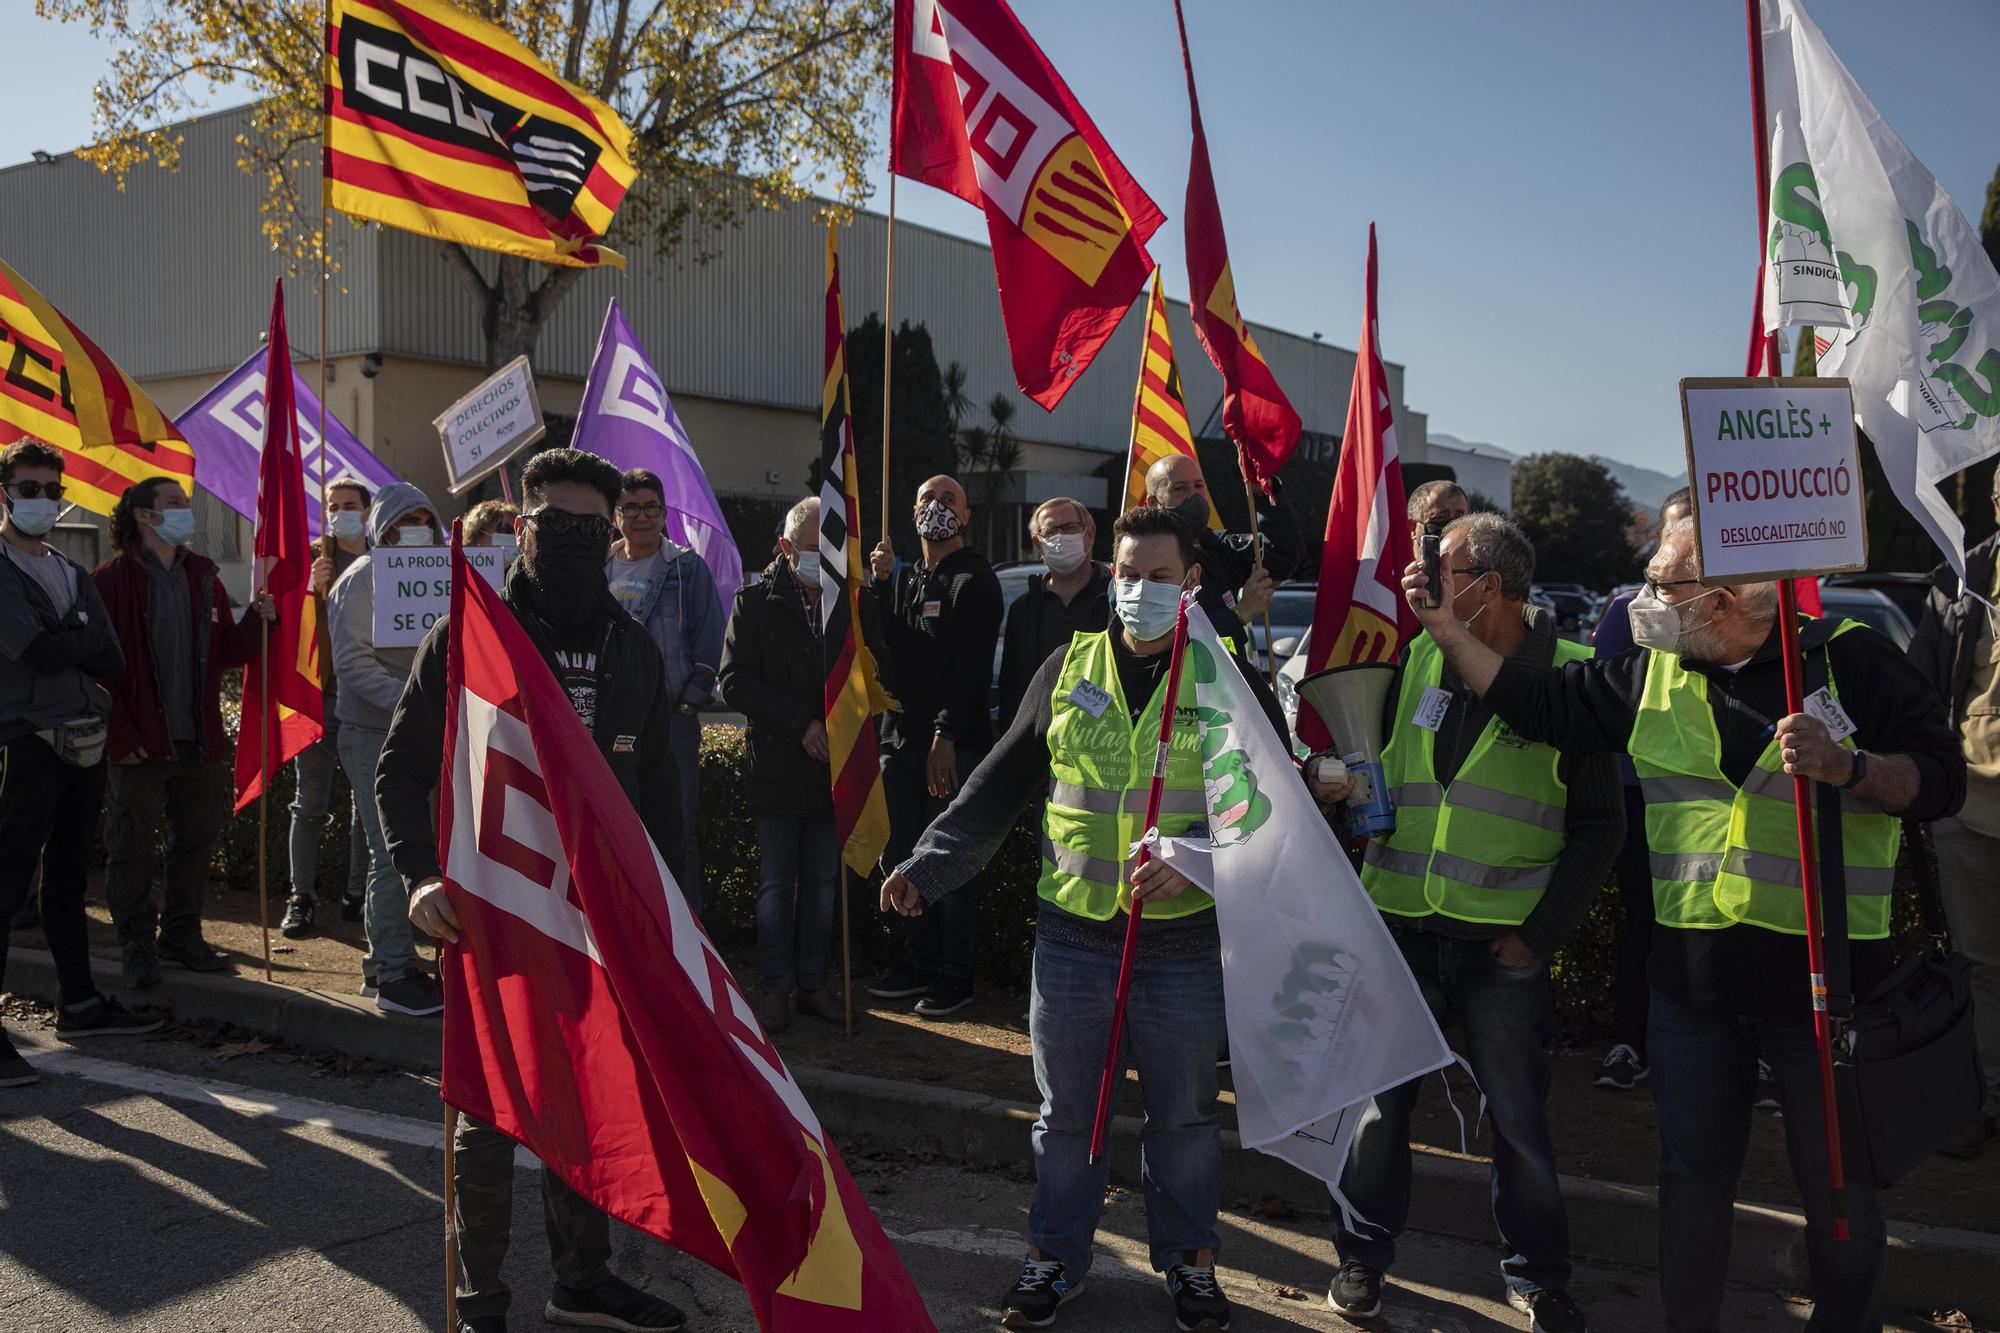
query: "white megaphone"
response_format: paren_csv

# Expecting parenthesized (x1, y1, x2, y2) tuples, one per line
(1294, 662, 1398, 838)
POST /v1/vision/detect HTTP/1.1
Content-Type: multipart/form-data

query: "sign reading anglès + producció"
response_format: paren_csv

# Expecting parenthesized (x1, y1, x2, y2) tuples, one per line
(1678, 376, 1867, 584)
(436, 356, 546, 494)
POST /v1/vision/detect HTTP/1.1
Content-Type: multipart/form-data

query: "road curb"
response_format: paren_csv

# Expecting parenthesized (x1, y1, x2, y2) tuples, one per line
(8, 949, 1994, 1320)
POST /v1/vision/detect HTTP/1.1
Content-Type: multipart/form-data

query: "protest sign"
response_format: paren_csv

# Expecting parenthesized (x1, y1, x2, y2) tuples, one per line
(435, 356, 546, 494)
(373, 546, 507, 647)
(1678, 377, 1866, 584)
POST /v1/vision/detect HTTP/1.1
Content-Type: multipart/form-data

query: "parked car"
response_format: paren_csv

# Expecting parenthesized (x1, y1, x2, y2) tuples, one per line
(1246, 582, 1319, 670)
(1817, 584, 1914, 650)
(1819, 571, 1934, 628)
(1532, 583, 1597, 632)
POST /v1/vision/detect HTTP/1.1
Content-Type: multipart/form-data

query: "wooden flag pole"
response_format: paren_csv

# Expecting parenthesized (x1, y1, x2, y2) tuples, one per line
(880, 174, 898, 547)
(1240, 468, 1278, 691)
(839, 865, 854, 1038)
(1745, 0, 1847, 1241)
(443, 1103, 460, 1331)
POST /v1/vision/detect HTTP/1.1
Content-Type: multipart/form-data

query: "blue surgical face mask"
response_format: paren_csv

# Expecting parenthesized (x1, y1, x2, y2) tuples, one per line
(1113, 576, 1184, 642)
(6, 496, 60, 537)
(794, 551, 822, 585)
(151, 508, 195, 548)
(326, 510, 365, 542)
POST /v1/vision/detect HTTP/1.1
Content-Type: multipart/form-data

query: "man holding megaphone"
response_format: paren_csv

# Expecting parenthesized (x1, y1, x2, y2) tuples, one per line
(1314, 513, 1622, 1332)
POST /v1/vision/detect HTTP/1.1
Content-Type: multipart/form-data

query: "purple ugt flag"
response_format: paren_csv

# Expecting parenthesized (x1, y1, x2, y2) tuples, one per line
(179, 348, 401, 540)
(572, 298, 744, 614)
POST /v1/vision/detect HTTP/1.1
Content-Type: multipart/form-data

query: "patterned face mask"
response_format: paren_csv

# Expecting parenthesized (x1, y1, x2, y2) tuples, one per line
(915, 499, 962, 542)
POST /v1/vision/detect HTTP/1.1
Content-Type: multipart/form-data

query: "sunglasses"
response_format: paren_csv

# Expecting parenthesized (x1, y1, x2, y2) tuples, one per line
(4, 480, 65, 501)
(525, 508, 614, 542)
(616, 501, 665, 520)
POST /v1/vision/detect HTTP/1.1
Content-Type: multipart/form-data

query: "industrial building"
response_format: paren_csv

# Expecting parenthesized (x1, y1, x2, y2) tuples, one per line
(0, 105, 1482, 576)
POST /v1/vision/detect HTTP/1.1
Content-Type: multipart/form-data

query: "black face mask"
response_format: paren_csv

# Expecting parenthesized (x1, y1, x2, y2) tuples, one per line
(522, 510, 612, 630)
(1172, 494, 1209, 529)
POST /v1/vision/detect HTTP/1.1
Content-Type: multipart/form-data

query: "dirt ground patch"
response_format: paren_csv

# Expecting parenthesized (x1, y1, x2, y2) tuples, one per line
(23, 874, 1996, 1237)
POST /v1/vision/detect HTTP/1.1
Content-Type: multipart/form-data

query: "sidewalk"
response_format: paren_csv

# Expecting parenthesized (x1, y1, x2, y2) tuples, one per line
(5, 946, 1995, 1323)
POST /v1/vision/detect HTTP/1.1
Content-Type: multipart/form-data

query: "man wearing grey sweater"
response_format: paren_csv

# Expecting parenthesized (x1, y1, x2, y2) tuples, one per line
(328, 481, 443, 1016)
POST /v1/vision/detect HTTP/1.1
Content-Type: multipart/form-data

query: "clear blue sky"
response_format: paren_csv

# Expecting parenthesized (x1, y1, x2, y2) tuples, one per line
(4, 1, 1996, 478)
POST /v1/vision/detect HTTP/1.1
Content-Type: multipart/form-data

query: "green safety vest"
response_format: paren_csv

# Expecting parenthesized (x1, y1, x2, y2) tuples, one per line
(1040, 630, 1211, 921)
(1361, 631, 1593, 925)
(1631, 619, 1899, 940)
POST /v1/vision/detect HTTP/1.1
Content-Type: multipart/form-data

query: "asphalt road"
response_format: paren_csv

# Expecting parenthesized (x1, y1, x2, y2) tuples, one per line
(0, 1018, 1927, 1333)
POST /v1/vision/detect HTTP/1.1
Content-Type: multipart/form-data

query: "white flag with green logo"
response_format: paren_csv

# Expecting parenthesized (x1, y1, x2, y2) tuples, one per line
(1761, 0, 2000, 583)
(1159, 606, 1449, 1203)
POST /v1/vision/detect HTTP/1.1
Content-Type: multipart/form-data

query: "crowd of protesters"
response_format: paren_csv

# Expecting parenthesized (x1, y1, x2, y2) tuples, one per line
(1, 430, 1991, 1333)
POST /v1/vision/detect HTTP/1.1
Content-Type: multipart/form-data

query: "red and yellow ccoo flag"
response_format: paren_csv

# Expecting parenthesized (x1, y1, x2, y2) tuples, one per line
(324, 0, 637, 267)
(0, 258, 194, 516)
(818, 227, 894, 876)
(1125, 270, 1222, 528)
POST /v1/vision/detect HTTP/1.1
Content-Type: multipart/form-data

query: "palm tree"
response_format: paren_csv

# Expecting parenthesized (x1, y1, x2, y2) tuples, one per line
(942, 361, 974, 437)
(981, 394, 1023, 554)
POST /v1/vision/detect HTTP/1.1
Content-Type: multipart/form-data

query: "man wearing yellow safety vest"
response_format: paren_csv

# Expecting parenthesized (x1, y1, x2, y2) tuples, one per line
(1316, 514, 1623, 1333)
(1399, 517, 1965, 1333)
(881, 505, 1294, 1333)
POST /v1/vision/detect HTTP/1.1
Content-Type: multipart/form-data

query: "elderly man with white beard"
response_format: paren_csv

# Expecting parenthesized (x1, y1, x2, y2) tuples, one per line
(1397, 517, 1963, 1333)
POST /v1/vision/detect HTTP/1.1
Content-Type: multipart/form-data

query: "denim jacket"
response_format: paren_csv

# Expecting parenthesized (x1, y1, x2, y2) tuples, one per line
(610, 543, 723, 708)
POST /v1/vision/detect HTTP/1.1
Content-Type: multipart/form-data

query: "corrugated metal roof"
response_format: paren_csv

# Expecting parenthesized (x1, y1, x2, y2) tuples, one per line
(0, 105, 1416, 457)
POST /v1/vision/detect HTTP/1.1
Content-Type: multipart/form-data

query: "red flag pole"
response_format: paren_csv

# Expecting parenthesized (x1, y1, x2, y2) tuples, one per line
(443, 1102, 460, 1331)
(1746, 0, 1848, 1239)
(1088, 589, 1197, 1163)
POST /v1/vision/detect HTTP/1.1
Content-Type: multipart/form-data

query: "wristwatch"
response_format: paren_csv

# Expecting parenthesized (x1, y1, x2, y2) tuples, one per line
(1839, 749, 1868, 790)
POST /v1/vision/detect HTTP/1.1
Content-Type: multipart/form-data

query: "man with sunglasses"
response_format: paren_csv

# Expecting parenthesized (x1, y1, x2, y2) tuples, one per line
(1315, 513, 1621, 1331)
(1, 442, 164, 1086)
(377, 448, 688, 1333)
(607, 468, 722, 915)
(1399, 517, 1962, 1333)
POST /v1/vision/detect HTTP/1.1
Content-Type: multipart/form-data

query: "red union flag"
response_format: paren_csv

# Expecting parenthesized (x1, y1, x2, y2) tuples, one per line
(1173, 0, 1300, 491)
(437, 534, 934, 1331)
(1301, 227, 1417, 745)
(892, 0, 1163, 408)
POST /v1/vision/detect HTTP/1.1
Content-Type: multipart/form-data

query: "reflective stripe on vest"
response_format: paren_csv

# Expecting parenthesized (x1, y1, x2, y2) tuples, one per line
(1358, 629, 1591, 926)
(1041, 631, 1211, 921)
(1631, 619, 1901, 939)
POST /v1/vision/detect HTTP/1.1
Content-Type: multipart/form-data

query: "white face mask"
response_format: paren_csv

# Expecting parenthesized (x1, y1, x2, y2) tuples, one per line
(794, 551, 822, 585)
(1629, 586, 1722, 656)
(1113, 576, 1184, 642)
(6, 496, 60, 537)
(1450, 572, 1492, 631)
(1037, 531, 1087, 575)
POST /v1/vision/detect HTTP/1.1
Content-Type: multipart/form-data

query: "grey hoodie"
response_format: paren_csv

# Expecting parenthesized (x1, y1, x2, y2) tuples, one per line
(328, 481, 440, 730)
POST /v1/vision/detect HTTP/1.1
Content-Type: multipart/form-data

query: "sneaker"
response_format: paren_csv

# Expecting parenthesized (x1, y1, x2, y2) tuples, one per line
(1593, 1043, 1648, 1091)
(0, 1035, 36, 1087)
(755, 989, 791, 1035)
(1164, 1262, 1231, 1332)
(340, 892, 365, 922)
(121, 940, 162, 990)
(1507, 1287, 1588, 1333)
(1327, 1260, 1382, 1318)
(359, 975, 378, 1000)
(1939, 1111, 1998, 1160)
(158, 935, 232, 973)
(55, 995, 166, 1040)
(545, 1274, 686, 1330)
(795, 987, 844, 1023)
(866, 963, 935, 1000)
(280, 895, 316, 939)
(1754, 1059, 1782, 1111)
(914, 974, 975, 1019)
(1002, 1257, 1084, 1328)
(375, 971, 444, 1017)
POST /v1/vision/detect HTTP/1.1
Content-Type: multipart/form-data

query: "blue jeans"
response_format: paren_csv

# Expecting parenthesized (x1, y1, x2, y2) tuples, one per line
(1649, 986, 1886, 1332)
(337, 725, 416, 984)
(884, 755, 979, 982)
(754, 812, 841, 995)
(1334, 925, 1570, 1297)
(1028, 932, 1224, 1276)
(287, 732, 366, 903)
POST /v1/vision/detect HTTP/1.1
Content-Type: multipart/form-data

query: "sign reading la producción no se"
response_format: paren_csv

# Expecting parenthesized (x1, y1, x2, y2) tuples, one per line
(373, 547, 508, 649)
(1677, 377, 1867, 584)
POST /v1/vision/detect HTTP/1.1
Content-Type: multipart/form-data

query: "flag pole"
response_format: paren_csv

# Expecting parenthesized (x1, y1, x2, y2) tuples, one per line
(880, 172, 898, 548)
(1088, 590, 1196, 1162)
(839, 865, 854, 1038)
(443, 1102, 460, 1331)
(1240, 467, 1277, 690)
(1745, 0, 1847, 1241)
(257, 617, 274, 982)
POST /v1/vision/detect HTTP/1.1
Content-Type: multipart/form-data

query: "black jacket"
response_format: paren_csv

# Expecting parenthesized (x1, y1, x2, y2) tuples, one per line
(1910, 531, 1998, 729)
(375, 565, 683, 892)
(872, 544, 1004, 762)
(1192, 481, 1303, 647)
(997, 564, 1111, 727)
(719, 558, 892, 816)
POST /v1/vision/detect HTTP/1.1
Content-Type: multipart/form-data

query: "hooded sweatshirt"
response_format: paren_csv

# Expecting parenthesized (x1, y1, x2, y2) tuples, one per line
(328, 482, 440, 730)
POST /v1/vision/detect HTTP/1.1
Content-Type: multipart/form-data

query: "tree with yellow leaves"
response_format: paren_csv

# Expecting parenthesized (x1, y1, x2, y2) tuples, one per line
(34, 0, 888, 368)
